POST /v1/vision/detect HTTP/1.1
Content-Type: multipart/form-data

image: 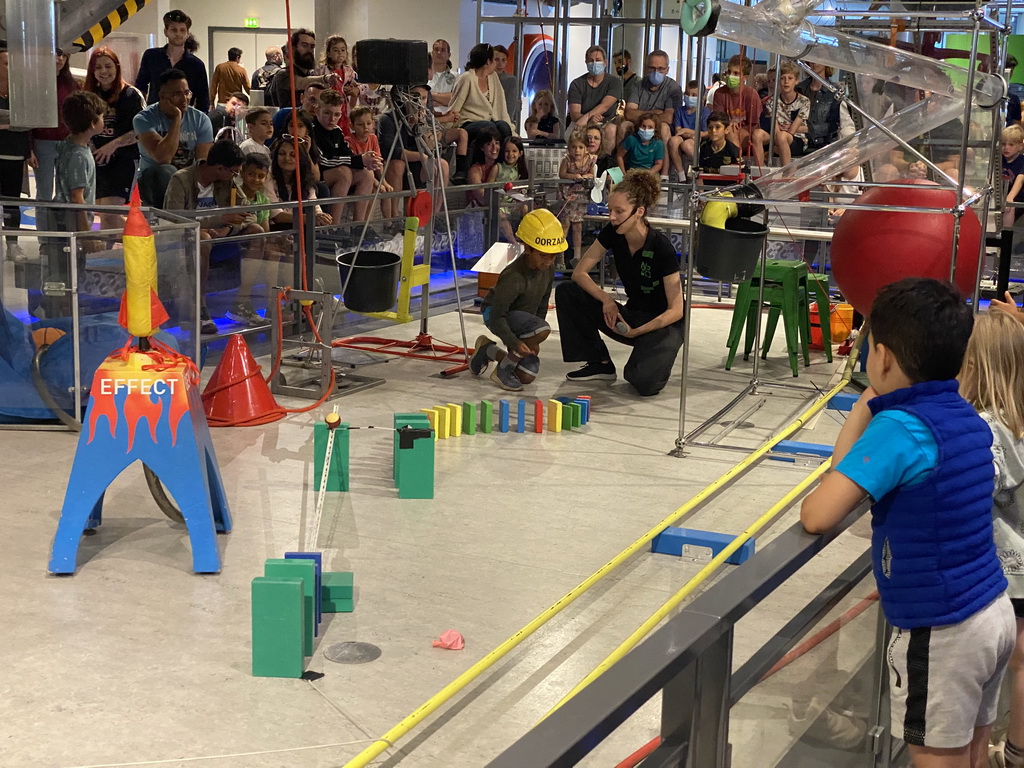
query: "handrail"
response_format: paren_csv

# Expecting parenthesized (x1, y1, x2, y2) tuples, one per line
(487, 503, 871, 767)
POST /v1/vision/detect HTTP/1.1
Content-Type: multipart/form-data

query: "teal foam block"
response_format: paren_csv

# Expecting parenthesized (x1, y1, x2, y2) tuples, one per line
(397, 426, 434, 499)
(251, 576, 304, 678)
(285, 551, 322, 629)
(394, 413, 431, 486)
(264, 558, 316, 656)
(651, 527, 755, 565)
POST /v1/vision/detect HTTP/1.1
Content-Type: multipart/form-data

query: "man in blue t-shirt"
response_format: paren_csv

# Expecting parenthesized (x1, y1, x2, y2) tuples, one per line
(801, 278, 1013, 763)
(133, 68, 213, 206)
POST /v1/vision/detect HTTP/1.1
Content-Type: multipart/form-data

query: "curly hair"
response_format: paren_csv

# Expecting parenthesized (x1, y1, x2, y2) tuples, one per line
(612, 169, 661, 214)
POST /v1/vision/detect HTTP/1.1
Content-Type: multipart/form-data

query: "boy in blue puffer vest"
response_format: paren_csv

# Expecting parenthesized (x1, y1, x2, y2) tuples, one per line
(801, 277, 1013, 767)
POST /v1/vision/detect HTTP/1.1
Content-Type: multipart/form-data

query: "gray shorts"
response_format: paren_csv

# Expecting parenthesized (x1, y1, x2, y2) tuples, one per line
(887, 592, 1014, 748)
(482, 308, 550, 340)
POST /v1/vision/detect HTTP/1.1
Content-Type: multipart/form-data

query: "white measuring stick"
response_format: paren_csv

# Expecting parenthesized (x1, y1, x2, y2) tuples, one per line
(310, 406, 340, 549)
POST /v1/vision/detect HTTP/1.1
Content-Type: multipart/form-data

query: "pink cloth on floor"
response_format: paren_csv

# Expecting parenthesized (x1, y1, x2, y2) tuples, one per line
(433, 630, 465, 650)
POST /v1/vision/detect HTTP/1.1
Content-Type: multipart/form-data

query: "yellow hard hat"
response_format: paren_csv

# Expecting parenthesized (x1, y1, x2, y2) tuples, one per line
(516, 208, 567, 254)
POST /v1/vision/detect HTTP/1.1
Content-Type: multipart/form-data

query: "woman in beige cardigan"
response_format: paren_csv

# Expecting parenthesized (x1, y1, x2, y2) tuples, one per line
(450, 43, 516, 145)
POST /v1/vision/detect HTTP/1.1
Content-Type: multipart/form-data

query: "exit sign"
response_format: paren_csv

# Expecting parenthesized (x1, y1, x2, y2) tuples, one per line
(244, 17, 259, 28)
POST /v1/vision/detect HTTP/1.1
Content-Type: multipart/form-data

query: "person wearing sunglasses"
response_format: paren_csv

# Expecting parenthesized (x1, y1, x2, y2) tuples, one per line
(135, 10, 210, 113)
(133, 68, 213, 206)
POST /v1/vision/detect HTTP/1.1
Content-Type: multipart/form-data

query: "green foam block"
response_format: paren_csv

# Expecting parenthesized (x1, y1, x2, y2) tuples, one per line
(322, 597, 355, 613)
(462, 402, 477, 435)
(264, 558, 316, 657)
(251, 576, 305, 678)
(481, 400, 493, 433)
(322, 571, 354, 600)
(569, 402, 582, 428)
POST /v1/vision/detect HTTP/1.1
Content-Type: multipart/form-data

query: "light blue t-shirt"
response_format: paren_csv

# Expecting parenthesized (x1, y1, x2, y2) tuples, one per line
(835, 410, 939, 501)
(133, 103, 213, 171)
(622, 133, 665, 171)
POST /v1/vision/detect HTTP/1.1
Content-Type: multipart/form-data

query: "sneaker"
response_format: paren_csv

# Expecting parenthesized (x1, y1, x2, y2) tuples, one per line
(199, 305, 218, 335)
(566, 361, 616, 382)
(490, 361, 524, 391)
(469, 335, 495, 375)
(7, 243, 28, 263)
(226, 300, 266, 326)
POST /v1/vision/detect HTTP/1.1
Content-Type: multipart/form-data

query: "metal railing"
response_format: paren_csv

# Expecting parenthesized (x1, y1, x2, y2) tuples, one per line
(488, 501, 884, 768)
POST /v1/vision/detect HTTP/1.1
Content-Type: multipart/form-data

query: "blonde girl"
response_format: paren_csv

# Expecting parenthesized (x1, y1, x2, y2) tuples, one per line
(961, 310, 1024, 768)
(526, 89, 561, 141)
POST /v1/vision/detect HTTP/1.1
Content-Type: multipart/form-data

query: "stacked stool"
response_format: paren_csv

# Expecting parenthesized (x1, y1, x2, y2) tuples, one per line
(725, 260, 833, 377)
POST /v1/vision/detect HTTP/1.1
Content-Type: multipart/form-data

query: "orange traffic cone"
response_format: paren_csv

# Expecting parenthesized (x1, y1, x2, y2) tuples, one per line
(202, 335, 284, 427)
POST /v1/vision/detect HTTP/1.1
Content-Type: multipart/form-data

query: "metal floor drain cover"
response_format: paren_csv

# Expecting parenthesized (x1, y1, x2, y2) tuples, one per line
(324, 641, 382, 664)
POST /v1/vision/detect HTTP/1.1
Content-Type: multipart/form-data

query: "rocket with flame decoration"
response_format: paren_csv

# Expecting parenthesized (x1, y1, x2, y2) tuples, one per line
(118, 186, 169, 339)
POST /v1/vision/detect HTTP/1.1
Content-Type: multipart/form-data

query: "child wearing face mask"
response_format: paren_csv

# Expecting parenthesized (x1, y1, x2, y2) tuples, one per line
(618, 113, 664, 177)
(712, 54, 770, 168)
(667, 80, 711, 181)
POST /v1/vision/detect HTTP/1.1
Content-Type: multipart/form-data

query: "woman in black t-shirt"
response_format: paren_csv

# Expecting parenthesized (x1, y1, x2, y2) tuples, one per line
(555, 170, 684, 396)
(84, 47, 145, 228)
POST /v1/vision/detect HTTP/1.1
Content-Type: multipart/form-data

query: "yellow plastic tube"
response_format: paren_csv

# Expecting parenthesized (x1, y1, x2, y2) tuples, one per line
(699, 195, 738, 230)
(542, 459, 831, 719)
(341, 372, 852, 768)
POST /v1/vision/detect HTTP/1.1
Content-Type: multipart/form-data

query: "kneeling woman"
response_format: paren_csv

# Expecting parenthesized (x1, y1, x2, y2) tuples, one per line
(555, 170, 684, 396)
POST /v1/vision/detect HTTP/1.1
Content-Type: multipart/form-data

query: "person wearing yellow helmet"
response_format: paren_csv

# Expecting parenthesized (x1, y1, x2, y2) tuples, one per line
(556, 169, 684, 396)
(470, 208, 566, 391)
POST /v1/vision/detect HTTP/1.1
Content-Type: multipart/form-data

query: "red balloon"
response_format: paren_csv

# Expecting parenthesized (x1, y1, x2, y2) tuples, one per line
(830, 181, 981, 316)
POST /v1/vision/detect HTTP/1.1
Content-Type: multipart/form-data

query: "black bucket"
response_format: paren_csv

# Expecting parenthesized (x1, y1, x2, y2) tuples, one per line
(695, 218, 769, 283)
(336, 250, 402, 313)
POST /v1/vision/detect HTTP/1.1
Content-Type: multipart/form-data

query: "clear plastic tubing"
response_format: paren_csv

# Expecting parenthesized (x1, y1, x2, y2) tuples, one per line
(714, 0, 1004, 108)
(6, 0, 58, 128)
(753, 92, 965, 201)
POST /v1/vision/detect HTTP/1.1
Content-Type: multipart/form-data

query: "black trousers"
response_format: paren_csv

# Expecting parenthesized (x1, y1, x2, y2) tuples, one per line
(555, 281, 684, 396)
(0, 158, 25, 239)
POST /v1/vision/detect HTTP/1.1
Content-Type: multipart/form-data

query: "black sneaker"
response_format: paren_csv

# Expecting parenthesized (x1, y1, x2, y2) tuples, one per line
(566, 361, 616, 382)
(226, 300, 266, 326)
(199, 305, 218, 335)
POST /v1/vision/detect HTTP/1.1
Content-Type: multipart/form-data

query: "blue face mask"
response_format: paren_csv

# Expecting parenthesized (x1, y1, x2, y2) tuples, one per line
(685, 95, 698, 108)
(648, 70, 666, 86)
(587, 61, 605, 76)
(638, 128, 655, 141)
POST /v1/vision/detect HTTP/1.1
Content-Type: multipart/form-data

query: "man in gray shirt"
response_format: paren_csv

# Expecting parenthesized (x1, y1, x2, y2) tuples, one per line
(493, 45, 521, 133)
(622, 49, 682, 150)
(567, 45, 622, 158)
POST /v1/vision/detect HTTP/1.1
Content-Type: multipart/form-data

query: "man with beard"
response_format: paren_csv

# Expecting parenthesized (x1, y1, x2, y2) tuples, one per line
(267, 29, 335, 108)
(136, 10, 210, 113)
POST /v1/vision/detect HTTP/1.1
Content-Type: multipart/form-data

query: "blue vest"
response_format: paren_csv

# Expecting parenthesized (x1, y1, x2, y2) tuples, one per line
(868, 380, 1005, 629)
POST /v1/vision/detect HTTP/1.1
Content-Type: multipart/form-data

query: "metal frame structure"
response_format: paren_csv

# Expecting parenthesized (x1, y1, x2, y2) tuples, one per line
(488, 503, 880, 768)
(672, 0, 1012, 456)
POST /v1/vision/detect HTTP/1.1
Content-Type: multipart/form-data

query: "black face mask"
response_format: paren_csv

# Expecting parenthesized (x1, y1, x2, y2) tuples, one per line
(616, 65, 628, 76)
(615, 206, 639, 233)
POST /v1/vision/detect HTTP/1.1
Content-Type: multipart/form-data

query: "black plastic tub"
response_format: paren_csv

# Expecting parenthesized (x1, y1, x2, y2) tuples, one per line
(336, 250, 402, 313)
(695, 218, 768, 283)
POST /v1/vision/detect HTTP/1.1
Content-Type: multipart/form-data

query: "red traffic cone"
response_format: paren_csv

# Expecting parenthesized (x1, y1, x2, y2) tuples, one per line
(202, 335, 284, 427)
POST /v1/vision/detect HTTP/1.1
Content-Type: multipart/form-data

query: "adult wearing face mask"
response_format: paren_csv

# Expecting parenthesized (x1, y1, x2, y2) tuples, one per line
(621, 50, 682, 153)
(567, 46, 621, 159)
(613, 49, 638, 103)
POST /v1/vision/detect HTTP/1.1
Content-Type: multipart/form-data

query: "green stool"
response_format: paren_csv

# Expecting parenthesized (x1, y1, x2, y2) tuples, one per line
(726, 260, 811, 377)
(805, 272, 833, 363)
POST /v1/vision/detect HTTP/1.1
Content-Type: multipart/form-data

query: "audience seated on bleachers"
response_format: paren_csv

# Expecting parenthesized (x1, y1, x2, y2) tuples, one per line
(622, 50, 681, 157)
(567, 45, 620, 158)
(666, 79, 710, 181)
(240, 107, 273, 158)
(311, 88, 381, 225)
(712, 54, 769, 168)
(133, 68, 213, 207)
(163, 140, 257, 334)
(208, 91, 249, 142)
